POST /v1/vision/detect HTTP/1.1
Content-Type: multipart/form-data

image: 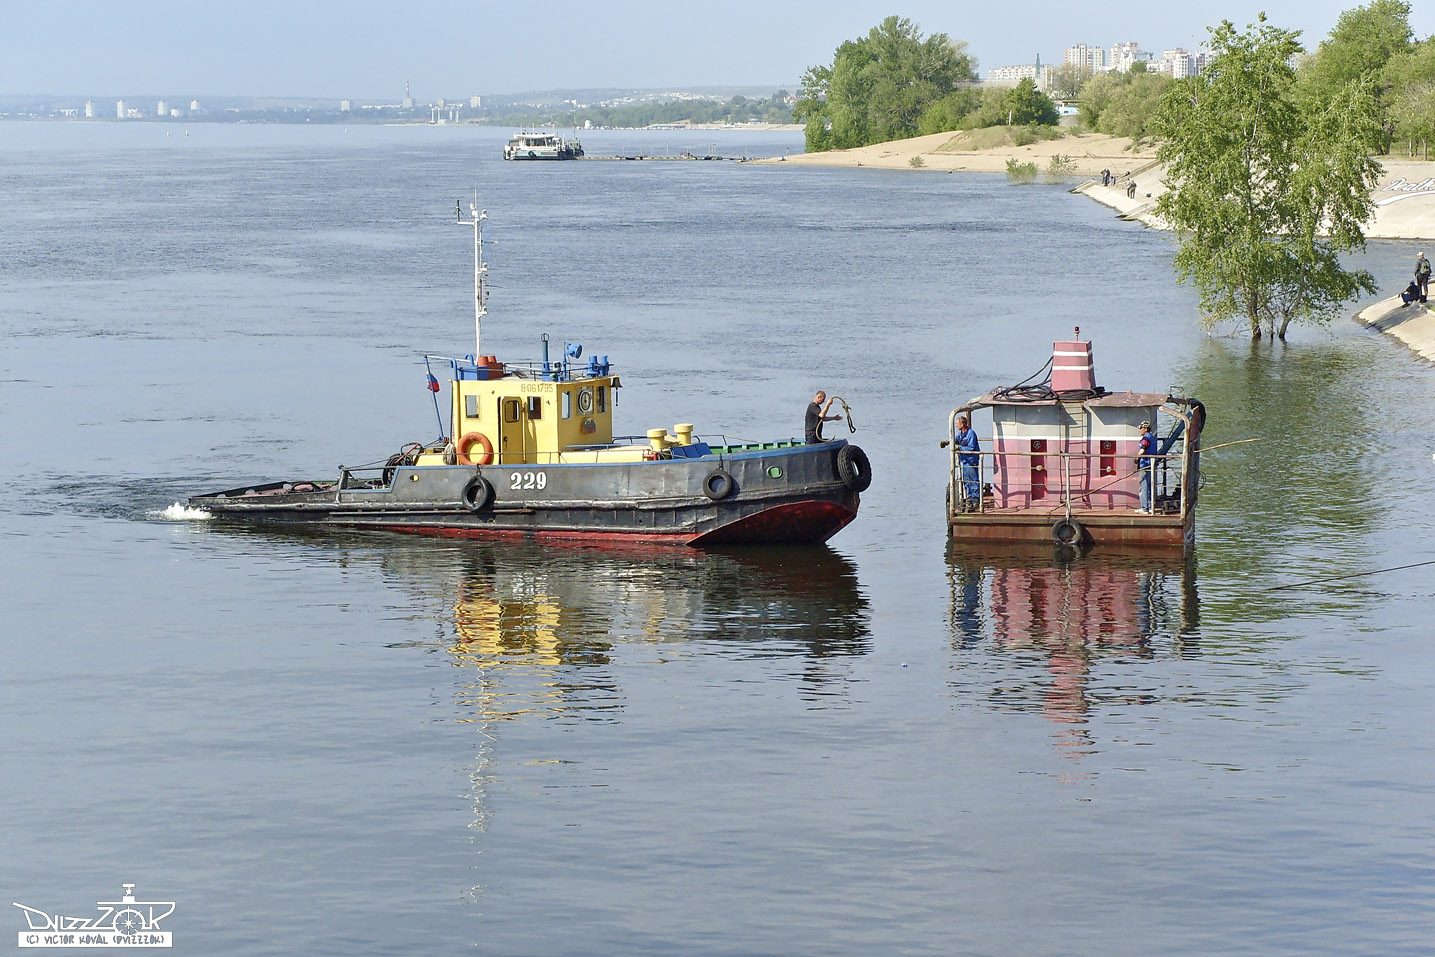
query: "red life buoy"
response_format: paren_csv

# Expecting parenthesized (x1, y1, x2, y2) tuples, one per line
(456, 432, 493, 466)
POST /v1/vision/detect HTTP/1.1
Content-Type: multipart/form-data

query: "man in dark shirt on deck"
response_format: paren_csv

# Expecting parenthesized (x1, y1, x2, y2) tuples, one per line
(805, 391, 842, 444)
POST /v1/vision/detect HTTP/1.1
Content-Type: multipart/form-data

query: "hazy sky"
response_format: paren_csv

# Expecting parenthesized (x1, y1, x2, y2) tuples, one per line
(0, 0, 1393, 99)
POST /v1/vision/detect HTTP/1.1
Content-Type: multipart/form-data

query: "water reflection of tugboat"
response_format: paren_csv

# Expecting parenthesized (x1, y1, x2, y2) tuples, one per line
(947, 544, 1198, 751)
(190, 201, 871, 545)
(945, 330, 1204, 549)
(368, 539, 874, 719)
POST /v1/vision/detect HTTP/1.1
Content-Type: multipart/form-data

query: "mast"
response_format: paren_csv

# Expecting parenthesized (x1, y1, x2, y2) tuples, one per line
(456, 196, 488, 358)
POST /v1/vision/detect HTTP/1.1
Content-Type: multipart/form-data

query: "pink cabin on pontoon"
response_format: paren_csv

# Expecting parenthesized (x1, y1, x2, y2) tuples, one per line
(946, 332, 1204, 550)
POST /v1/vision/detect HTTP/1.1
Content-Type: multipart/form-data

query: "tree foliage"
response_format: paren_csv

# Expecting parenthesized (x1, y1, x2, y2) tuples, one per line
(915, 88, 982, 134)
(1154, 16, 1383, 340)
(795, 16, 978, 151)
(1048, 63, 1094, 100)
(1080, 71, 1173, 139)
(957, 80, 1060, 130)
(1002, 79, 1059, 125)
(1383, 37, 1435, 147)
(1298, 0, 1412, 109)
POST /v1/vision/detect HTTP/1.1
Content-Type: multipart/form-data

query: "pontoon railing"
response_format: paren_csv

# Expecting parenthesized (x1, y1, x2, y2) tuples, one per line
(946, 448, 1188, 518)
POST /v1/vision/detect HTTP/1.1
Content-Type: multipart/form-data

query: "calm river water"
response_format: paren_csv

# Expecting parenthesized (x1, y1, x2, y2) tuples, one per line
(2, 123, 1433, 955)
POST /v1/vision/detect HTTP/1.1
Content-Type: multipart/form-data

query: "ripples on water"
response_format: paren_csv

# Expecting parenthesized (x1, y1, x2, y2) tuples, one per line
(2, 124, 1435, 954)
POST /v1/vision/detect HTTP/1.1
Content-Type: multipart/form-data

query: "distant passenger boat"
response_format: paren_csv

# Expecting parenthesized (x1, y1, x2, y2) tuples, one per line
(945, 330, 1205, 550)
(503, 131, 583, 160)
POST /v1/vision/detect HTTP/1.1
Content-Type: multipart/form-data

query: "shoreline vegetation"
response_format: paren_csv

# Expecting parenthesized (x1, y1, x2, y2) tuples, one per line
(753, 128, 1435, 242)
(772, 0, 1435, 338)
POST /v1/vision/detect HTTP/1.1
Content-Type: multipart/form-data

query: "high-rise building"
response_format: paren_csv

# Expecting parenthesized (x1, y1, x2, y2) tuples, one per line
(1109, 42, 1152, 73)
(157, 100, 167, 117)
(1161, 49, 1195, 78)
(116, 99, 126, 119)
(469, 95, 482, 109)
(1065, 43, 1107, 72)
(986, 63, 1056, 91)
(340, 99, 351, 112)
(84, 100, 94, 118)
(402, 81, 414, 110)
(190, 99, 200, 112)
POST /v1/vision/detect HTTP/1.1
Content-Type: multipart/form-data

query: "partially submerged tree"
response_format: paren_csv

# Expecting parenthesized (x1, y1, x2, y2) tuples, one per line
(1154, 16, 1384, 340)
(794, 16, 978, 151)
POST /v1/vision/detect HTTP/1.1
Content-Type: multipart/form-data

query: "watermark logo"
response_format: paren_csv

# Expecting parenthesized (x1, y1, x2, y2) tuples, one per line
(1374, 177, 1435, 207)
(12, 883, 174, 949)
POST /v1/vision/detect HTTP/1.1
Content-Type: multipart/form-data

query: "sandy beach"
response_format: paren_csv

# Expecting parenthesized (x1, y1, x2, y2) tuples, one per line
(752, 129, 1158, 175)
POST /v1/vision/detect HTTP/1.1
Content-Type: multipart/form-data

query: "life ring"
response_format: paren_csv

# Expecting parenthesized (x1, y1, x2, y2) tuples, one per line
(456, 432, 493, 466)
(1051, 518, 1087, 548)
(836, 444, 872, 493)
(461, 475, 495, 513)
(703, 469, 734, 500)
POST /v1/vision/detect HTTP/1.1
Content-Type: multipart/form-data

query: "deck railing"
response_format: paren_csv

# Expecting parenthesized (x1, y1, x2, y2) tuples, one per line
(948, 448, 1189, 518)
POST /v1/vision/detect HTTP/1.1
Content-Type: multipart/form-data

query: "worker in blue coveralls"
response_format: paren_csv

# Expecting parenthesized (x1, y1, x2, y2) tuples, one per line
(954, 414, 981, 511)
(1136, 420, 1157, 513)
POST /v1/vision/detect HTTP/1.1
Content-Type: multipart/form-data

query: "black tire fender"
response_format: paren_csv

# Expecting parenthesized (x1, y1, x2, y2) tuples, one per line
(1051, 518, 1087, 548)
(702, 469, 735, 501)
(461, 475, 495, 513)
(836, 444, 872, 493)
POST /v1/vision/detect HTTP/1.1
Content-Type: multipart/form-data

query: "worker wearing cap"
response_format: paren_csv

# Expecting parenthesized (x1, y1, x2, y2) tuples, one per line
(1416, 251, 1431, 303)
(1136, 420, 1157, 513)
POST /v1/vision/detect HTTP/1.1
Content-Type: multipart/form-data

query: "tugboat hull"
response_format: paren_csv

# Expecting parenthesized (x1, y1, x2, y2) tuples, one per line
(191, 442, 865, 547)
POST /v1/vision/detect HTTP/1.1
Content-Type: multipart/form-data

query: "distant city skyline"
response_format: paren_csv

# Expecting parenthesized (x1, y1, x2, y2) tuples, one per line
(1, 0, 1369, 99)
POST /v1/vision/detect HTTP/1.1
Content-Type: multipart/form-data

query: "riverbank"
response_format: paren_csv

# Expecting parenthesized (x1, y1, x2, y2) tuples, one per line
(759, 131, 1435, 241)
(753, 129, 1156, 174)
(1076, 157, 1435, 241)
(1357, 295, 1435, 362)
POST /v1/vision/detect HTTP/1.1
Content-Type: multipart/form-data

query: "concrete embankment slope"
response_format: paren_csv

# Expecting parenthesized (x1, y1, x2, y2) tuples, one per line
(1076, 158, 1435, 240)
(1356, 297, 1435, 362)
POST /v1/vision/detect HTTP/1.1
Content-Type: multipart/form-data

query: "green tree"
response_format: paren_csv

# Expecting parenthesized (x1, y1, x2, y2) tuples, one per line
(1078, 71, 1172, 138)
(1299, 0, 1412, 102)
(1048, 62, 1094, 100)
(916, 88, 982, 134)
(795, 16, 978, 151)
(1383, 37, 1435, 150)
(1154, 16, 1384, 340)
(1003, 78, 1058, 125)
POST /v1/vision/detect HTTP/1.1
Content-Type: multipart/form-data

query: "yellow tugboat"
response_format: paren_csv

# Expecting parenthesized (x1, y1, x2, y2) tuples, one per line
(189, 200, 871, 546)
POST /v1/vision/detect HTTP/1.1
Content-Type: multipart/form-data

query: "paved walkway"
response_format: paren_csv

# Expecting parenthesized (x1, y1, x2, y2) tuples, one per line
(1075, 158, 1435, 240)
(1356, 296, 1435, 362)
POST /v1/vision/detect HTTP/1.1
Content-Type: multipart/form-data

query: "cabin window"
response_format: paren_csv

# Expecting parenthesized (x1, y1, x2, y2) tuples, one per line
(527, 396, 542, 420)
(465, 395, 480, 419)
(597, 386, 607, 413)
(561, 391, 572, 419)
(503, 400, 520, 423)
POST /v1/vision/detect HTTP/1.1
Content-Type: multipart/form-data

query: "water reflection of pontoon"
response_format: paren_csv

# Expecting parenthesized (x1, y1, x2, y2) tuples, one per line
(947, 543, 1198, 755)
